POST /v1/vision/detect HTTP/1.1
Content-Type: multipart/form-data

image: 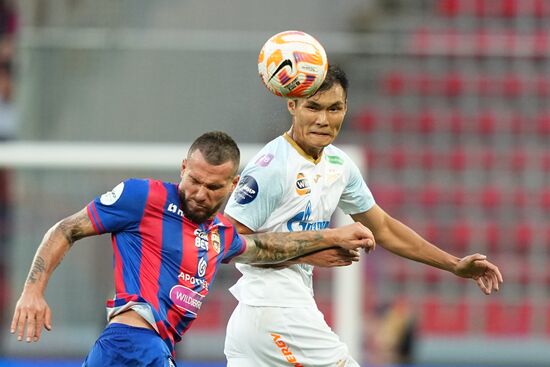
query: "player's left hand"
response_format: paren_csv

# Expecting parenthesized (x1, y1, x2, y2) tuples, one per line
(454, 253, 503, 295)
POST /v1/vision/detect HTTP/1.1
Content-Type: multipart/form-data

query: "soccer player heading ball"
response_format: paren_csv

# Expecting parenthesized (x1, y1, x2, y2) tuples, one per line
(223, 63, 503, 366)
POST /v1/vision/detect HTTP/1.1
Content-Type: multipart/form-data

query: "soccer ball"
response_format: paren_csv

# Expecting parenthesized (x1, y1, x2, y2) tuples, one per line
(258, 30, 328, 98)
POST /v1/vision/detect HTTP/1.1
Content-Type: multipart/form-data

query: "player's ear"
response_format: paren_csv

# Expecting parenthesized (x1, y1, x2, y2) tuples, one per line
(287, 99, 296, 115)
(180, 159, 187, 178)
(230, 174, 240, 192)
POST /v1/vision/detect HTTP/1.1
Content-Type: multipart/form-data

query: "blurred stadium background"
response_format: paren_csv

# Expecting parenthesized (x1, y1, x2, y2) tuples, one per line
(1, 0, 549, 365)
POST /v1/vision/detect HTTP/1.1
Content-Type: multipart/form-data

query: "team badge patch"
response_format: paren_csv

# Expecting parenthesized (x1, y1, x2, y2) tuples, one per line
(99, 182, 124, 205)
(211, 228, 221, 254)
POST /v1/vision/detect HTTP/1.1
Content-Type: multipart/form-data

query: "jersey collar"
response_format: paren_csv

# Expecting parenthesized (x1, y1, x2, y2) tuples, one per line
(283, 132, 323, 164)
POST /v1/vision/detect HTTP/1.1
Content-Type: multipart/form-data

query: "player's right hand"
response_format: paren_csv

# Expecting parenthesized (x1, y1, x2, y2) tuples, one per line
(333, 222, 376, 253)
(10, 291, 52, 343)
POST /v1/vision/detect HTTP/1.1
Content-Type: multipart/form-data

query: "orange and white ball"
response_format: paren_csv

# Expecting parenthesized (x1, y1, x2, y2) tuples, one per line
(258, 30, 328, 98)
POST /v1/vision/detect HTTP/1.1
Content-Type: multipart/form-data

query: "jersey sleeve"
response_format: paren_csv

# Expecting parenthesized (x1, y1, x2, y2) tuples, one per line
(86, 178, 149, 234)
(221, 230, 247, 264)
(338, 161, 376, 215)
(224, 159, 284, 231)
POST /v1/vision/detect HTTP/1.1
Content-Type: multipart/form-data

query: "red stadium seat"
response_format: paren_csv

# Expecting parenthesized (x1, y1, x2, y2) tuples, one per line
(417, 109, 436, 134)
(483, 220, 501, 253)
(389, 147, 409, 170)
(536, 112, 550, 135)
(418, 185, 441, 209)
(536, 77, 550, 97)
(502, 73, 522, 97)
(449, 147, 467, 171)
(449, 109, 465, 134)
(540, 188, 550, 212)
(485, 300, 532, 335)
(541, 152, 550, 172)
(371, 185, 406, 213)
(450, 186, 467, 208)
(382, 71, 406, 96)
(476, 111, 496, 135)
(353, 109, 377, 133)
(437, 0, 460, 17)
(423, 266, 443, 285)
(422, 221, 440, 244)
(444, 72, 464, 97)
(389, 110, 408, 132)
(512, 187, 528, 210)
(420, 297, 469, 335)
(509, 149, 527, 172)
(419, 148, 436, 170)
(513, 222, 534, 255)
(479, 148, 496, 170)
(448, 219, 472, 253)
(480, 185, 503, 211)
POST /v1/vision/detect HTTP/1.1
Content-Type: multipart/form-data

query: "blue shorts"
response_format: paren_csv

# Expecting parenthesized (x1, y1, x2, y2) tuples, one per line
(82, 323, 177, 367)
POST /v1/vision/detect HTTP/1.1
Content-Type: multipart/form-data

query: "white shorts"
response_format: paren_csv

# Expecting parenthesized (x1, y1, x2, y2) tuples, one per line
(224, 302, 360, 367)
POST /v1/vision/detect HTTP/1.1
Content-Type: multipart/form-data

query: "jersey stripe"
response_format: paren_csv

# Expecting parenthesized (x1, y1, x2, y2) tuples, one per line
(111, 236, 126, 295)
(138, 180, 168, 311)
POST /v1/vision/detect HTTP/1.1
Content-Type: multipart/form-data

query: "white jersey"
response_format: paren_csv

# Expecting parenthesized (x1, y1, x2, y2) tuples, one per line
(225, 134, 375, 307)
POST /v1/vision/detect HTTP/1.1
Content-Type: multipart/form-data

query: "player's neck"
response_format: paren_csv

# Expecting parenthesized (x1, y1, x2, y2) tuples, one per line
(284, 131, 323, 162)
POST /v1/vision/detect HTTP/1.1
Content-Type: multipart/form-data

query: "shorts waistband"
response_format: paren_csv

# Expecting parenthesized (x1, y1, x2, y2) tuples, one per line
(103, 322, 159, 337)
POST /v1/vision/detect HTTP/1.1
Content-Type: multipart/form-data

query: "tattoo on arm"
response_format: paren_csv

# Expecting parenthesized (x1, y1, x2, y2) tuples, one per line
(26, 256, 46, 284)
(58, 212, 90, 247)
(247, 231, 325, 264)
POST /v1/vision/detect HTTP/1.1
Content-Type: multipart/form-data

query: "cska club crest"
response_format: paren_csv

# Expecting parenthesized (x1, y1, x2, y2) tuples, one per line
(211, 228, 221, 254)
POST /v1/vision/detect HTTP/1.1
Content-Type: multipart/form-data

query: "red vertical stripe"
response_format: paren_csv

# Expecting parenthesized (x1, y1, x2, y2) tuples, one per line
(111, 236, 126, 295)
(166, 218, 199, 331)
(138, 181, 167, 311)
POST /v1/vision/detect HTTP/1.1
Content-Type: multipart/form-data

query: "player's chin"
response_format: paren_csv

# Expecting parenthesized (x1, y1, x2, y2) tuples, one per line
(309, 133, 333, 147)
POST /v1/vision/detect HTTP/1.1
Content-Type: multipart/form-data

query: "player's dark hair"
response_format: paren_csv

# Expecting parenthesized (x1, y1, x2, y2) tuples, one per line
(313, 64, 349, 97)
(188, 131, 240, 174)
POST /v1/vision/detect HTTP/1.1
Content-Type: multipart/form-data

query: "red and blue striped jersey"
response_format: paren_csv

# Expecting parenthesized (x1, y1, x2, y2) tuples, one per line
(86, 178, 246, 356)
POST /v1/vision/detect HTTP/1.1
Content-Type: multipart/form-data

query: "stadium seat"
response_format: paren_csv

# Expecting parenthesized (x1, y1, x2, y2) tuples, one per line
(444, 72, 464, 97)
(417, 109, 436, 134)
(540, 188, 550, 212)
(371, 185, 406, 213)
(513, 222, 534, 255)
(418, 185, 441, 209)
(485, 300, 532, 335)
(480, 185, 503, 211)
(419, 148, 436, 170)
(449, 109, 465, 134)
(512, 188, 528, 210)
(448, 219, 472, 253)
(389, 146, 409, 170)
(541, 152, 550, 172)
(509, 149, 527, 172)
(483, 220, 501, 253)
(502, 73, 522, 97)
(420, 297, 469, 335)
(476, 111, 496, 135)
(536, 112, 550, 136)
(479, 148, 496, 170)
(449, 147, 467, 171)
(450, 186, 467, 208)
(353, 109, 377, 132)
(389, 110, 408, 132)
(382, 71, 406, 96)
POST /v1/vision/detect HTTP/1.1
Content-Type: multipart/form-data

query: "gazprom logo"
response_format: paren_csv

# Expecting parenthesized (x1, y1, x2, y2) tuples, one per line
(286, 201, 329, 232)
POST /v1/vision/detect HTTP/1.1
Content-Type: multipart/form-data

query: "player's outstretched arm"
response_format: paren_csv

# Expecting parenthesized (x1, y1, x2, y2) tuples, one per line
(352, 205, 503, 294)
(233, 222, 375, 265)
(10, 208, 97, 343)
